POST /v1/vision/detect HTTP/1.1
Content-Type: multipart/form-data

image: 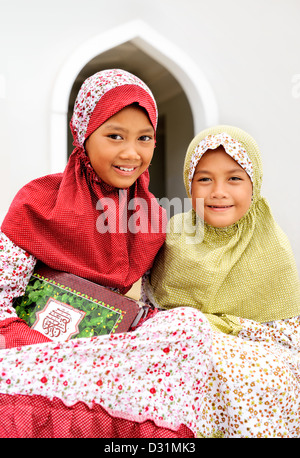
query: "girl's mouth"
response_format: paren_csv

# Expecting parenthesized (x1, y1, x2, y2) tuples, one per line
(113, 165, 138, 175)
(207, 205, 234, 212)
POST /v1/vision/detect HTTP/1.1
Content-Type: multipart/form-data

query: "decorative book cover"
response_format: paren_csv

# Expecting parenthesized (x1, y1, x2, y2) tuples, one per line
(13, 263, 148, 342)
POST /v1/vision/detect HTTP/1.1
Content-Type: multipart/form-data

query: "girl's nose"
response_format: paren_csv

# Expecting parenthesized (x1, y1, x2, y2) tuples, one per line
(119, 144, 141, 160)
(210, 182, 228, 199)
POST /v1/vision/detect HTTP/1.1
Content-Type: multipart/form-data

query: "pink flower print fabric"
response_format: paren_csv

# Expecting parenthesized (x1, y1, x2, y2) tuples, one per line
(188, 133, 254, 194)
(1, 231, 300, 437)
(71, 69, 157, 148)
(0, 231, 36, 320)
(0, 307, 212, 435)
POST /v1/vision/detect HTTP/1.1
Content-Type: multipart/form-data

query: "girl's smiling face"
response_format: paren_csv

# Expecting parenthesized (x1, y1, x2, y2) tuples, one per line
(191, 146, 253, 227)
(85, 104, 155, 188)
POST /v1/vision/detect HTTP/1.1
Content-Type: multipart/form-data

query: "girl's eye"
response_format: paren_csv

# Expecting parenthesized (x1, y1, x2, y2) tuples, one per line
(139, 135, 152, 141)
(198, 177, 211, 182)
(229, 176, 242, 181)
(108, 134, 123, 140)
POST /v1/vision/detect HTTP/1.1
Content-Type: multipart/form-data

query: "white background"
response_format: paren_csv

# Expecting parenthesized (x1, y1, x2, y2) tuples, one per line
(0, 0, 299, 270)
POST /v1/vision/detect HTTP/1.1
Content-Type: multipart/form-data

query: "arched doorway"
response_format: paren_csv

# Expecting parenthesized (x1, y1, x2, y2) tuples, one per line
(51, 20, 219, 203)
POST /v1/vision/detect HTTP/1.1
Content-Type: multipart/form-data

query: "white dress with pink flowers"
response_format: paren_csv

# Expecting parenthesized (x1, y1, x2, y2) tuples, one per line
(0, 231, 299, 438)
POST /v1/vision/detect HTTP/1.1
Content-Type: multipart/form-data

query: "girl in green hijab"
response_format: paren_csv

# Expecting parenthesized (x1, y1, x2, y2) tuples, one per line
(147, 125, 300, 334)
(144, 124, 300, 436)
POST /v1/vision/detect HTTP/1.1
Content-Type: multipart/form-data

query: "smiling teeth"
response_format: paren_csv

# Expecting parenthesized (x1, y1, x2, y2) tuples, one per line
(118, 166, 135, 172)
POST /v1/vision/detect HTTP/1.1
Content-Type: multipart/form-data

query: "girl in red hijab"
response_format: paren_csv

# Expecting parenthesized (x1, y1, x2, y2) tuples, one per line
(0, 69, 166, 348)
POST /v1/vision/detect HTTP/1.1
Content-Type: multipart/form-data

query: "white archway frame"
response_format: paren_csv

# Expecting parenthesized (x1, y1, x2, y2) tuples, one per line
(50, 20, 219, 173)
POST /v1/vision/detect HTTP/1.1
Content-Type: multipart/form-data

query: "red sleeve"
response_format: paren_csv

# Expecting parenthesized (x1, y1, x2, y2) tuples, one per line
(0, 318, 52, 349)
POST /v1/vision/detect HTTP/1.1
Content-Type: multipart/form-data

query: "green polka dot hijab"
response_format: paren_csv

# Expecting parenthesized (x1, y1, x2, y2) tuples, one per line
(148, 125, 300, 334)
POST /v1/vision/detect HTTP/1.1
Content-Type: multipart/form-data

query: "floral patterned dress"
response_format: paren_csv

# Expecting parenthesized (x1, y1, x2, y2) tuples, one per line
(0, 231, 300, 438)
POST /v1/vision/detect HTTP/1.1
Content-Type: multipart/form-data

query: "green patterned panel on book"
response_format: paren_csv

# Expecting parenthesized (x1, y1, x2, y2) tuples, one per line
(13, 263, 145, 342)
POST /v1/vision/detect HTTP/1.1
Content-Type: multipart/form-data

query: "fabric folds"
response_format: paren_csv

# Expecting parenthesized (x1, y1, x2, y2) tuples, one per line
(0, 394, 193, 438)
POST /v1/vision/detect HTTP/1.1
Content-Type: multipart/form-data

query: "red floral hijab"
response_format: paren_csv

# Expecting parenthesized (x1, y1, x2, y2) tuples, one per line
(2, 69, 167, 293)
